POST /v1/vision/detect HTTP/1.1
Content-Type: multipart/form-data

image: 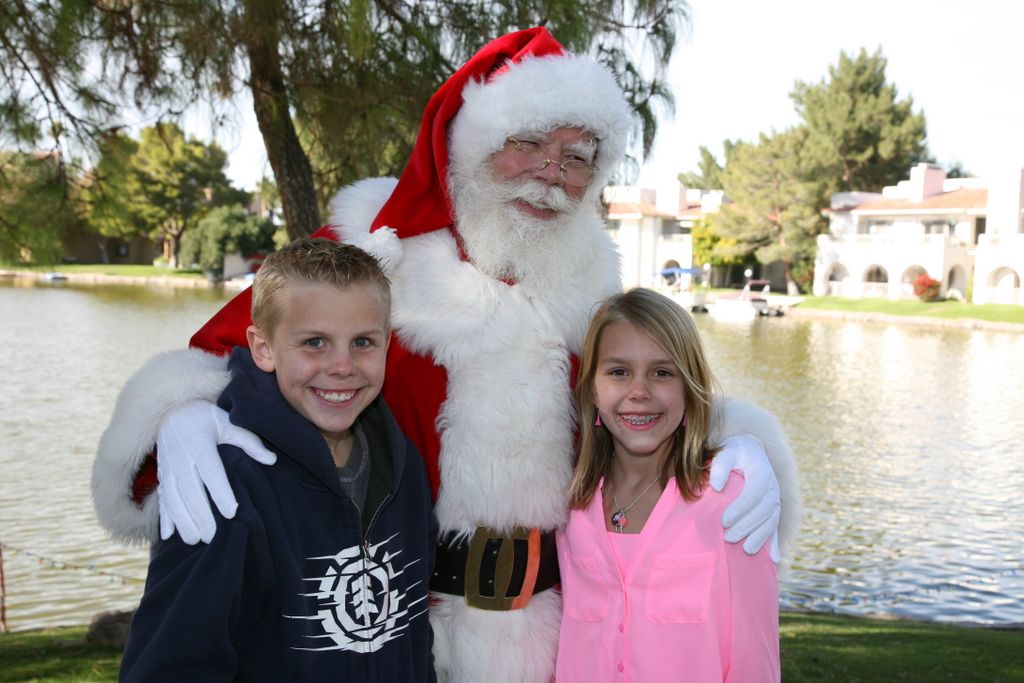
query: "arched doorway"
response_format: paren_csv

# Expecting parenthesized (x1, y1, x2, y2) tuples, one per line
(661, 259, 681, 288)
(826, 263, 849, 296)
(947, 265, 967, 300)
(989, 267, 1021, 304)
(863, 265, 888, 297)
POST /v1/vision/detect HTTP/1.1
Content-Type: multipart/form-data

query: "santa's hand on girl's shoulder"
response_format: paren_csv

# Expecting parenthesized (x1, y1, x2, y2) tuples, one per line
(156, 400, 276, 544)
(709, 434, 782, 562)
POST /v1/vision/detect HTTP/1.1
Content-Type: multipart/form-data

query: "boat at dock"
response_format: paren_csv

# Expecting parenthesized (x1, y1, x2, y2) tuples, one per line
(38, 272, 68, 282)
(707, 280, 787, 320)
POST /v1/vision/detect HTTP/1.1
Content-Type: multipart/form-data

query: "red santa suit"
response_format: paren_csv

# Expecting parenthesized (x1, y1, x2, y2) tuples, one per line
(93, 28, 802, 683)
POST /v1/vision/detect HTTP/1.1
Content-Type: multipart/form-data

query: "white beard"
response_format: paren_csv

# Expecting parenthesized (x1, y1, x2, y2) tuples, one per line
(449, 167, 598, 290)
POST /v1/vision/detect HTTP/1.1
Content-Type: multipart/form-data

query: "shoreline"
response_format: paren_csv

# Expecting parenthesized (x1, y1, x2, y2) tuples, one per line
(2, 607, 1019, 637)
(6, 612, 1022, 682)
(6, 268, 1023, 332)
(785, 304, 1024, 333)
(781, 607, 1024, 632)
(0, 268, 248, 290)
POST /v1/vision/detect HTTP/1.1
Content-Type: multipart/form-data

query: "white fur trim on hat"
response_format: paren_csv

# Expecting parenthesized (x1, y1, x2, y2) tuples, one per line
(326, 177, 402, 273)
(449, 53, 633, 191)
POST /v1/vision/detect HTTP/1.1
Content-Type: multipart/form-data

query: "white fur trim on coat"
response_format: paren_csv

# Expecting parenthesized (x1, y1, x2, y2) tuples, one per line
(449, 54, 633, 198)
(430, 589, 561, 682)
(91, 348, 230, 544)
(712, 396, 804, 560)
(387, 221, 621, 535)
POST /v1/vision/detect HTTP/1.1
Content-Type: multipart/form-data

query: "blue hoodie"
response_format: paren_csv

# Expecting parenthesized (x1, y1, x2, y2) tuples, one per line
(121, 348, 437, 682)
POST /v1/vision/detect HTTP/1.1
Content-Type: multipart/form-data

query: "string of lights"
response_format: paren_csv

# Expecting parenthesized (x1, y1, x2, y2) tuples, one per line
(0, 540, 146, 586)
(0, 539, 146, 633)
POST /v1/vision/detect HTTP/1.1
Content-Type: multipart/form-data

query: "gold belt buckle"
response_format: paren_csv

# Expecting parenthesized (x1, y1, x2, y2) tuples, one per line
(464, 525, 541, 611)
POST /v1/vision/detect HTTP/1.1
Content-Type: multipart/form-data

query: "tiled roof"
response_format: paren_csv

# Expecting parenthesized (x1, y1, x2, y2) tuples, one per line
(853, 188, 988, 212)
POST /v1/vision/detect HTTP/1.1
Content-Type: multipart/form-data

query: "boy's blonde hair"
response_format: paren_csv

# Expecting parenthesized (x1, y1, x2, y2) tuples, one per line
(568, 287, 721, 509)
(251, 238, 391, 335)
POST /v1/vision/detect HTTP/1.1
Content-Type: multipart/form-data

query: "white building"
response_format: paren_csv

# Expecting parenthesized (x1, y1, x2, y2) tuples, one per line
(604, 184, 723, 289)
(974, 167, 1024, 304)
(813, 163, 1024, 304)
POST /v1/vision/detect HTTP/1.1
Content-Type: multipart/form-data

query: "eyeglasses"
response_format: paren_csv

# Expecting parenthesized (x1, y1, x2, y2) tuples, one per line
(502, 137, 598, 188)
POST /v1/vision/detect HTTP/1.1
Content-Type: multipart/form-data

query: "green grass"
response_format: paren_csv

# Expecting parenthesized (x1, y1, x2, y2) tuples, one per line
(2, 613, 1022, 682)
(1, 263, 203, 278)
(780, 612, 1024, 682)
(794, 295, 1024, 324)
(0, 626, 122, 682)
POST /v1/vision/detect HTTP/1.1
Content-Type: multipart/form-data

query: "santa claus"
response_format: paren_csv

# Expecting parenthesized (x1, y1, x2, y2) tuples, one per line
(93, 27, 800, 682)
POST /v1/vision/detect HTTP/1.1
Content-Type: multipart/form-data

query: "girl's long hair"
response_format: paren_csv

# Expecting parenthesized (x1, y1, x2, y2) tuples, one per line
(568, 288, 721, 509)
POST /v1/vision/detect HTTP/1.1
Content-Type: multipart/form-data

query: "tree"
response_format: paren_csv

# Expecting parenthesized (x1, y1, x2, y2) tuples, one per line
(255, 176, 281, 220)
(690, 215, 743, 269)
(689, 48, 929, 293)
(713, 130, 823, 293)
(678, 141, 735, 190)
(75, 124, 250, 266)
(0, 151, 80, 264)
(75, 132, 141, 263)
(944, 161, 970, 179)
(791, 48, 928, 195)
(128, 123, 248, 267)
(2, 1, 690, 240)
(178, 204, 275, 274)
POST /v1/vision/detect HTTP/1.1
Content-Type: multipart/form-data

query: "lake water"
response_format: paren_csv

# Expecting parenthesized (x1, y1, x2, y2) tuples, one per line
(1, 278, 1022, 632)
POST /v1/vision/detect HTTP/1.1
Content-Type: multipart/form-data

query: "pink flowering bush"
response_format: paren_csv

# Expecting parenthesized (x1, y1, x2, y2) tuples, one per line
(913, 274, 942, 302)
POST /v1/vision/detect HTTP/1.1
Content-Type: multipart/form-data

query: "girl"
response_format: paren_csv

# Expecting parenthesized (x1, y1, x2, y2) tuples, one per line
(556, 288, 780, 682)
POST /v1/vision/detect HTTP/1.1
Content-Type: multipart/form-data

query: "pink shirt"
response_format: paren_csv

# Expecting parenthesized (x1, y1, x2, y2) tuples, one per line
(555, 436, 780, 682)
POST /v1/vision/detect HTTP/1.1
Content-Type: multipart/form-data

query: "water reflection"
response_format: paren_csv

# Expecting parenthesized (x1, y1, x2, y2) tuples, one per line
(1, 282, 1022, 630)
(698, 316, 1024, 625)
(0, 280, 233, 631)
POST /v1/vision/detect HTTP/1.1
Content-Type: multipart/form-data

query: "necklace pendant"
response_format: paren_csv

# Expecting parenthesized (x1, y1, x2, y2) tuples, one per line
(611, 509, 628, 531)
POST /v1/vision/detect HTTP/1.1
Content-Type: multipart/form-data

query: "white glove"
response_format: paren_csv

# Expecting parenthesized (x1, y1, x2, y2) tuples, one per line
(709, 436, 781, 563)
(155, 400, 277, 544)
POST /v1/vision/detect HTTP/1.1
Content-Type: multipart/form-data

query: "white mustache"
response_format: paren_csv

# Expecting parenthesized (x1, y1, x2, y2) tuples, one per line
(499, 179, 579, 212)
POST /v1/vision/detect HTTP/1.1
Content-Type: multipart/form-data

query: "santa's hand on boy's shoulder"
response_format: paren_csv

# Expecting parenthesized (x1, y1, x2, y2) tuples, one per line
(709, 434, 781, 562)
(156, 400, 276, 544)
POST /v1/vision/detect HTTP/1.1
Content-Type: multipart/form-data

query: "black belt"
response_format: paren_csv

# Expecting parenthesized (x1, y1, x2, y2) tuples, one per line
(430, 526, 560, 611)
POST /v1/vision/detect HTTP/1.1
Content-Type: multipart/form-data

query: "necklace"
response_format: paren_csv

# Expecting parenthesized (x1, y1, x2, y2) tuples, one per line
(609, 477, 660, 533)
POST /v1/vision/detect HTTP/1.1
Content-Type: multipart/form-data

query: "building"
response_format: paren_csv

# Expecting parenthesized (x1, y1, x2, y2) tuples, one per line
(61, 229, 161, 265)
(813, 163, 1024, 304)
(604, 183, 791, 292)
(604, 184, 723, 289)
(974, 168, 1024, 304)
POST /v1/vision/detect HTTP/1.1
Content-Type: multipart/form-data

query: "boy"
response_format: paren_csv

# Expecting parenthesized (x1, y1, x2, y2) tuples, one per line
(119, 239, 437, 682)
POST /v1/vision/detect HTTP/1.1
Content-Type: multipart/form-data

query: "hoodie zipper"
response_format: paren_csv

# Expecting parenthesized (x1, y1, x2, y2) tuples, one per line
(363, 494, 389, 554)
(359, 494, 389, 653)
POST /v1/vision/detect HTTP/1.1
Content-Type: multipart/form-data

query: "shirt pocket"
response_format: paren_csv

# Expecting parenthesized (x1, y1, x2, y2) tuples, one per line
(643, 551, 717, 623)
(564, 555, 610, 622)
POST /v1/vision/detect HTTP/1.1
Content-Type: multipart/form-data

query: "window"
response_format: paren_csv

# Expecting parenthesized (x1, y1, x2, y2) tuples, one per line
(661, 220, 688, 236)
(865, 266, 888, 283)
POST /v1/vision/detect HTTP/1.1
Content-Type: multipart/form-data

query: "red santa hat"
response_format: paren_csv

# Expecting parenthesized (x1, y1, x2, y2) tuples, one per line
(335, 26, 633, 267)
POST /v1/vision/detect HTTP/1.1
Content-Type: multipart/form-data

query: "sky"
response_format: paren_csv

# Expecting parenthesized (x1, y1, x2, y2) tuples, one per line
(196, 0, 1024, 192)
(635, 0, 1024, 189)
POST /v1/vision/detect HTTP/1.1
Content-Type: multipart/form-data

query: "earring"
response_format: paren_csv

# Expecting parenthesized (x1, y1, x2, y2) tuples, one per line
(595, 412, 602, 427)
